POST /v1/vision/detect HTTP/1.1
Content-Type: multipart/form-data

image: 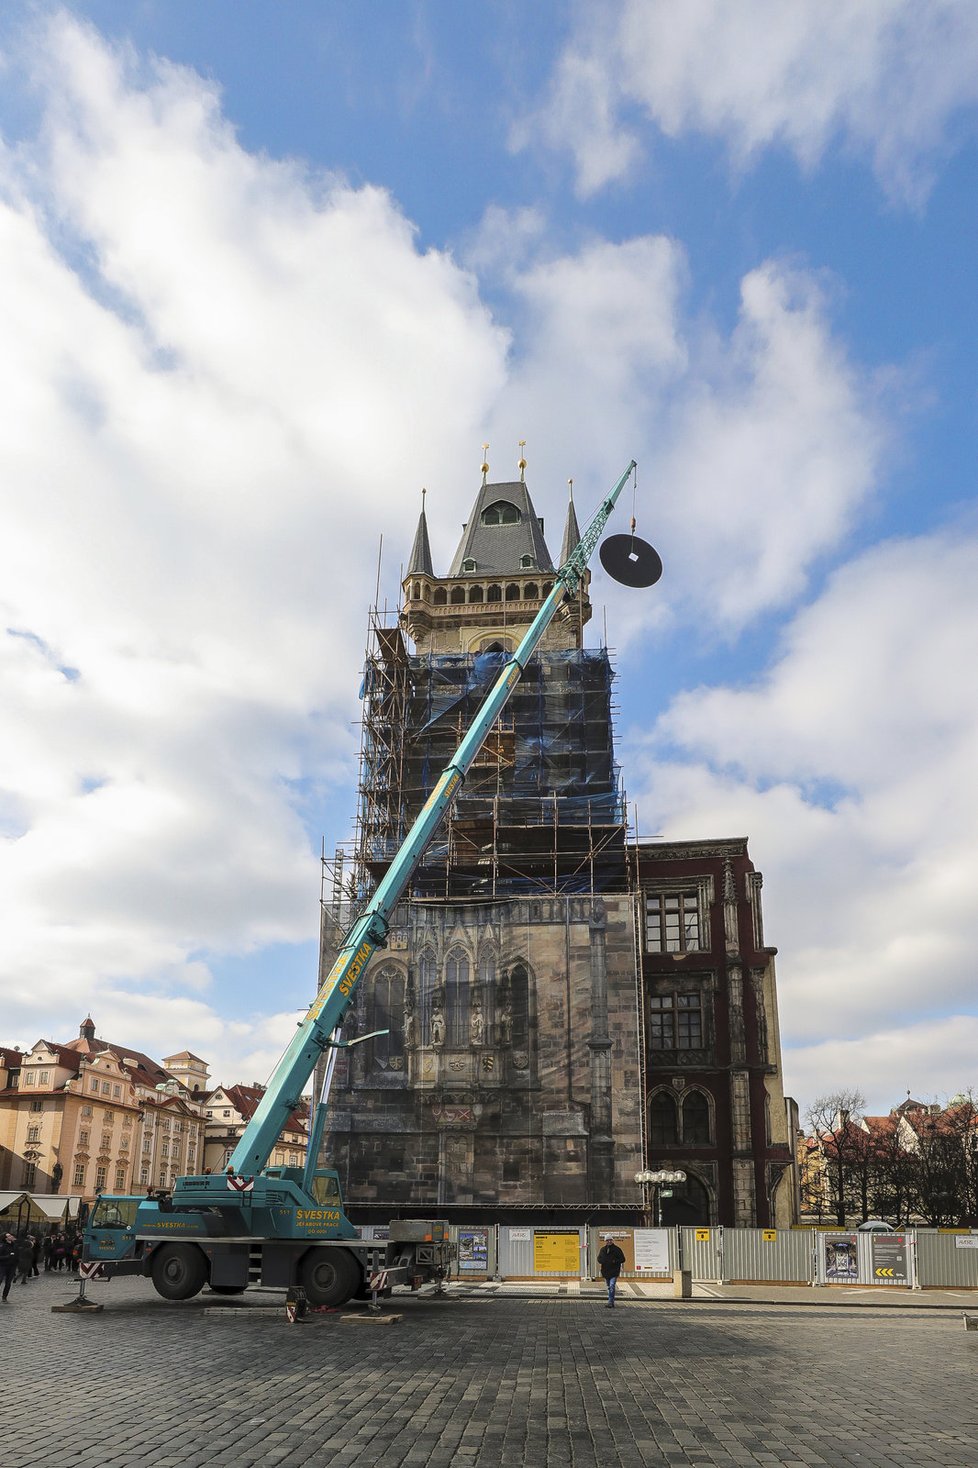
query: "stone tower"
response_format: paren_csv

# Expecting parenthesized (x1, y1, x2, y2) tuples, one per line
(321, 470, 644, 1219)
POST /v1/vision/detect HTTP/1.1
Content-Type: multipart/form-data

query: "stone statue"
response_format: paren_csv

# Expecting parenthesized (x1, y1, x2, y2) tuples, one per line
(470, 998, 485, 1046)
(403, 989, 416, 1050)
(430, 997, 445, 1047)
(498, 996, 513, 1047)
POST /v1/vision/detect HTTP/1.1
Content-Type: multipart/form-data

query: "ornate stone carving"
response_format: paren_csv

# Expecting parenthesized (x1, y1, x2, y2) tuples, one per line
(470, 997, 485, 1046)
(430, 995, 445, 1047)
(511, 1050, 529, 1071)
(403, 988, 416, 1050)
(498, 996, 513, 1047)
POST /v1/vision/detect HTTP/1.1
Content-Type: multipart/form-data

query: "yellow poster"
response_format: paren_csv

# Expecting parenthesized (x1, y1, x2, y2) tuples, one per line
(533, 1232, 580, 1273)
(762, 1229, 777, 1243)
(694, 1228, 710, 1242)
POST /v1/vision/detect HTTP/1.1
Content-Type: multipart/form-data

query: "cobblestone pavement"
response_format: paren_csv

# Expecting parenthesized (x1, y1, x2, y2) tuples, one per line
(4, 1272, 977, 1467)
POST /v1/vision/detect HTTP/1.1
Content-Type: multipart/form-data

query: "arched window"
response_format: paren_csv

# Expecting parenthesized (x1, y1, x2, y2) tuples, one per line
(682, 1090, 712, 1145)
(371, 966, 405, 1071)
(478, 948, 496, 1042)
(481, 501, 521, 526)
(412, 582, 421, 600)
(468, 585, 483, 603)
(649, 1091, 678, 1148)
(446, 949, 470, 1046)
(509, 964, 529, 1050)
(524, 583, 538, 600)
(433, 587, 447, 606)
(417, 948, 437, 1035)
(520, 555, 534, 569)
(486, 584, 502, 603)
(505, 583, 520, 601)
(542, 582, 553, 597)
(462, 558, 477, 573)
(450, 586, 466, 605)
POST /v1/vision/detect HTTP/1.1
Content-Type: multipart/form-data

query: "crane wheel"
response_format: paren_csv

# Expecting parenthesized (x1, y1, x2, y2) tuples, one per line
(299, 1247, 360, 1307)
(150, 1243, 207, 1301)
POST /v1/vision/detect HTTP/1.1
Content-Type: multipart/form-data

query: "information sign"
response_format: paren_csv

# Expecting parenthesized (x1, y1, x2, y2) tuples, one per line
(823, 1234, 858, 1281)
(955, 1236, 978, 1249)
(457, 1228, 489, 1274)
(872, 1233, 908, 1283)
(633, 1228, 670, 1274)
(694, 1228, 710, 1243)
(509, 1227, 531, 1242)
(762, 1229, 777, 1243)
(533, 1231, 580, 1273)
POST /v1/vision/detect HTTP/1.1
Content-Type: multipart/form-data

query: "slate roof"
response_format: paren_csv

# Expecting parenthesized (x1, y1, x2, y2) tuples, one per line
(447, 481, 554, 576)
(560, 495, 581, 566)
(406, 504, 434, 577)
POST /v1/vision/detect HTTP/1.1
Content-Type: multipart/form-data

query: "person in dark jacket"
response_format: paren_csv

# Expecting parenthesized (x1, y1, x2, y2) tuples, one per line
(0, 1233, 16, 1301)
(597, 1237, 626, 1308)
(14, 1234, 34, 1285)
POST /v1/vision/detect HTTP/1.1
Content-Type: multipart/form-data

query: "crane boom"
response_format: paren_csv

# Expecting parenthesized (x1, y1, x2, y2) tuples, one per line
(225, 461, 637, 1176)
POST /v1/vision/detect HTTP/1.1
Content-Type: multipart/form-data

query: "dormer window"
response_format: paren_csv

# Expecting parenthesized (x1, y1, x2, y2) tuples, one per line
(520, 555, 534, 569)
(462, 558, 477, 573)
(481, 501, 521, 527)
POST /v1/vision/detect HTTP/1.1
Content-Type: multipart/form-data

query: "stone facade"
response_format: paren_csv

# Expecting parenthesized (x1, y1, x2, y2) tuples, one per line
(320, 470, 798, 1226)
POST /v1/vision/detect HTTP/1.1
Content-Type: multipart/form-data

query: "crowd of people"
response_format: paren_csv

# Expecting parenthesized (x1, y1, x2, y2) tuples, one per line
(0, 1227, 83, 1301)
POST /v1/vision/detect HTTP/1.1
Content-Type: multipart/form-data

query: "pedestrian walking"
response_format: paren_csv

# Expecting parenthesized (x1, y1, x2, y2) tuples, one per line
(43, 1233, 55, 1272)
(53, 1233, 66, 1271)
(597, 1237, 626, 1308)
(0, 1232, 15, 1301)
(30, 1233, 41, 1277)
(14, 1233, 34, 1285)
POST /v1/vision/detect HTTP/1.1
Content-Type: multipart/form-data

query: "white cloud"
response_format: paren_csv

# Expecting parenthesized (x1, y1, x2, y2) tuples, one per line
(0, 13, 508, 1054)
(522, 0, 978, 202)
(626, 528, 978, 1111)
(479, 245, 884, 643)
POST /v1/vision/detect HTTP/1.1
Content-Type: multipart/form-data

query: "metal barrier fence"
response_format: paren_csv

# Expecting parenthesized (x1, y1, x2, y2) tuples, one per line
(355, 1223, 978, 1287)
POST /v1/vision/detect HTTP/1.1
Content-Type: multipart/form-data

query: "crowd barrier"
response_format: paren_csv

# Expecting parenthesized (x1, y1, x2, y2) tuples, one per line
(359, 1222, 978, 1289)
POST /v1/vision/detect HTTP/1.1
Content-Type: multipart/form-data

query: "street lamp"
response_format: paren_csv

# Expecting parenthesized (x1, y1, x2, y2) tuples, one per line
(635, 1168, 687, 1227)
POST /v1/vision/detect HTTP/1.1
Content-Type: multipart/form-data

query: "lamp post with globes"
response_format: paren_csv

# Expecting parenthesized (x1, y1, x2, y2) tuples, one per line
(635, 1168, 687, 1228)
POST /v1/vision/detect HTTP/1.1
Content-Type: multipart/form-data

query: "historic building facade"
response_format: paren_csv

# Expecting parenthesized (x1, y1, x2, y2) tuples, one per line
(321, 466, 797, 1226)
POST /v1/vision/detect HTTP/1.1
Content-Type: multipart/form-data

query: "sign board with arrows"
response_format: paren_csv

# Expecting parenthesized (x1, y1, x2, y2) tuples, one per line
(871, 1233, 908, 1284)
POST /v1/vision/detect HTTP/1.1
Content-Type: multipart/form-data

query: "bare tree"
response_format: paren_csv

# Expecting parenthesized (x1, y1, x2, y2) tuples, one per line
(805, 1090, 867, 1227)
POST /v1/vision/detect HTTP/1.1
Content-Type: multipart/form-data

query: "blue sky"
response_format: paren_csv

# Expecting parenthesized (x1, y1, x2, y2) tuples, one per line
(2, 3, 977, 1118)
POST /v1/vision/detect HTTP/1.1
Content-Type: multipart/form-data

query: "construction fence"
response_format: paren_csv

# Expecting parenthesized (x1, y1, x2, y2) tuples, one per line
(358, 1222, 978, 1289)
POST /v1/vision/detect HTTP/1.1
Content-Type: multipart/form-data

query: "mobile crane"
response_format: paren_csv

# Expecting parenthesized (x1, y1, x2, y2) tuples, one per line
(78, 461, 655, 1309)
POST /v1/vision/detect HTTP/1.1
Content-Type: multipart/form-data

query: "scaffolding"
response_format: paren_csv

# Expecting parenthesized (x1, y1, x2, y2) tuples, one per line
(351, 611, 628, 903)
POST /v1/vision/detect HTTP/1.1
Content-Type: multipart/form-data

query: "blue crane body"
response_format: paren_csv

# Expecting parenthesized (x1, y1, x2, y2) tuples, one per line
(81, 462, 640, 1308)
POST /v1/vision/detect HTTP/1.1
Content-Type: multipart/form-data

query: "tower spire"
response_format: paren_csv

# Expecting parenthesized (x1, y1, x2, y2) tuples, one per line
(406, 487, 434, 577)
(560, 478, 581, 565)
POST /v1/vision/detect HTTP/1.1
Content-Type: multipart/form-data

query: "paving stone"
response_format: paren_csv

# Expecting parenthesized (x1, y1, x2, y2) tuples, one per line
(3, 1275, 978, 1465)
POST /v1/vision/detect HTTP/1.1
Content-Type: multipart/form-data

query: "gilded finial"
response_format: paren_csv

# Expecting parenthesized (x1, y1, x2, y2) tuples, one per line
(481, 443, 489, 486)
(518, 439, 527, 483)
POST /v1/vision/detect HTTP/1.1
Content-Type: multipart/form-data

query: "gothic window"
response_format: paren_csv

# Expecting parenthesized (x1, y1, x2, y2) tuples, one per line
(486, 584, 502, 603)
(645, 891, 700, 952)
(371, 966, 405, 1070)
(418, 947, 437, 1034)
(450, 586, 466, 605)
(505, 583, 520, 601)
(445, 949, 470, 1045)
(433, 587, 447, 605)
(481, 501, 521, 526)
(648, 994, 703, 1050)
(478, 948, 496, 1041)
(509, 964, 529, 1050)
(682, 1090, 712, 1145)
(649, 1090, 678, 1148)
(523, 583, 538, 599)
(468, 585, 484, 603)
(542, 582, 553, 597)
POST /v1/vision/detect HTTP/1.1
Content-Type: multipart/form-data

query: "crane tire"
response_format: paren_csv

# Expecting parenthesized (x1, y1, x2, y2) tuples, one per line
(150, 1243, 207, 1301)
(300, 1247, 360, 1307)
